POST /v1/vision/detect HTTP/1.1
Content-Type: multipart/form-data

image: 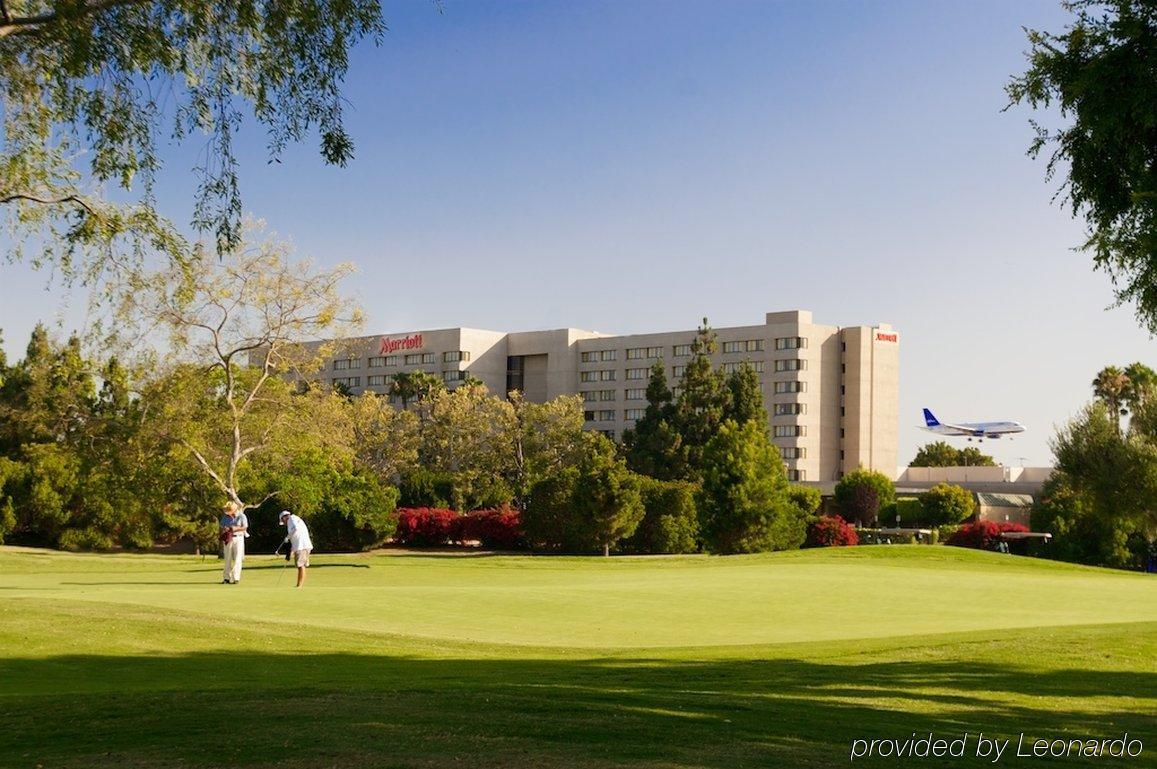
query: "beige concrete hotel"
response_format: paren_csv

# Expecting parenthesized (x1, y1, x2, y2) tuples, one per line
(315, 310, 899, 483)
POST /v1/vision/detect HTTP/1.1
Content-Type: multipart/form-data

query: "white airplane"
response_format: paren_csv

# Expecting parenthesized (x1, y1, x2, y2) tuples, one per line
(920, 408, 1025, 442)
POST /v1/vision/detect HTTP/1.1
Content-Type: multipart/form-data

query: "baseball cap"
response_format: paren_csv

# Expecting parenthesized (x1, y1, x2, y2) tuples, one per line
(278, 510, 291, 520)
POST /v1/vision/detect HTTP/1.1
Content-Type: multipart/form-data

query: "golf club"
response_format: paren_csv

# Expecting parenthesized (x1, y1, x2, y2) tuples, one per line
(274, 541, 290, 587)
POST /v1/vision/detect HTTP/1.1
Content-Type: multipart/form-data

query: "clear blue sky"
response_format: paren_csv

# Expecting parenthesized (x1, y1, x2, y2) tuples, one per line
(1, 0, 1152, 467)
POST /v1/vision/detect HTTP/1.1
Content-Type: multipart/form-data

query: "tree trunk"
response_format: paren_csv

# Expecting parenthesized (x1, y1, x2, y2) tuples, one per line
(603, 542, 610, 557)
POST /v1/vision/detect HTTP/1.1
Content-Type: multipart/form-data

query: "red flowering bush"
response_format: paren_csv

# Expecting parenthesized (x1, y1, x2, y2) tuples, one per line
(393, 508, 459, 547)
(455, 507, 524, 550)
(945, 520, 1028, 550)
(804, 515, 859, 547)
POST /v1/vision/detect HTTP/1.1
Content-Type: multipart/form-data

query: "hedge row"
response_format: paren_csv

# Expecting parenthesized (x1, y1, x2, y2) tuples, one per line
(393, 507, 524, 550)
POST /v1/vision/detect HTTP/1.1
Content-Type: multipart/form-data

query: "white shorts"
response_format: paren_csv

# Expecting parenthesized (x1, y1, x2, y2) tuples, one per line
(294, 549, 312, 568)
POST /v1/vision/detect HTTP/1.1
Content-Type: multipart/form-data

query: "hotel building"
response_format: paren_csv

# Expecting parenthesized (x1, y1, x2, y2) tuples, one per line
(313, 310, 898, 483)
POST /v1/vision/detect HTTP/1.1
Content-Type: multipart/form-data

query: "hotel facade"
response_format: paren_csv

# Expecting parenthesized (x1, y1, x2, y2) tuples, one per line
(314, 310, 899, 483)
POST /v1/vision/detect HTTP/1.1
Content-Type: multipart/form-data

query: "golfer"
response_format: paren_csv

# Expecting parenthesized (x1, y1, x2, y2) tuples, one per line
(278, 510, 313, 588)
(219, 501, 249, 584)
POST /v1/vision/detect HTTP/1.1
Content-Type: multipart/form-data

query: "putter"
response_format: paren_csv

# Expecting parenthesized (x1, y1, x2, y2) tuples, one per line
(274, 543, 289, 586)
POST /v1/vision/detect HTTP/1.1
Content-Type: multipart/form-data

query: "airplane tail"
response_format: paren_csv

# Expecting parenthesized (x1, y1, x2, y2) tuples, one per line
(922, 408, 940, 427)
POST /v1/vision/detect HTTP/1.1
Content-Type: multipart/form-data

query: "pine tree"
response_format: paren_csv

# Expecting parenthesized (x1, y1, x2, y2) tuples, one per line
(623, 362, 685, 480)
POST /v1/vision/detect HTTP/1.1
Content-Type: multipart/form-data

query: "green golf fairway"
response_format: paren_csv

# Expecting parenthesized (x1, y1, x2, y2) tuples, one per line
(2, 545, 1154, 768)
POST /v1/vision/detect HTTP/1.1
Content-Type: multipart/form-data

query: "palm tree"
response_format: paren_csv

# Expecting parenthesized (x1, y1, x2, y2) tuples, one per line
(1123, 362, 1157, 413)
(1092, 365, 1130, 434)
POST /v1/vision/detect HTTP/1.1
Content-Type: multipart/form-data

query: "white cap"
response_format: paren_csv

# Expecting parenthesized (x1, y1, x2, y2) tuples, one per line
(278, 510, 291, 520)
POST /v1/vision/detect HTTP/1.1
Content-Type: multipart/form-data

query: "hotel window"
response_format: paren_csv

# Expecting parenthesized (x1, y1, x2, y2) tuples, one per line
(773, 381, 806, 394)
(775, 337, 808, 350)
(581, 371, 598, 383)
(333, 376, 361, 388)
(672, 365, 686, 377)
(787, 469, 806, 482)
(333, 359, 350, 371)
(779, 446, 807, 459)
(599, 429, 615, 439)
(385, 355, 399, 366)
(599, 390, 616, 402)
(722, 341, 742, 354)
(422, 353, 435, 364)
(599, 370, 616, 382)
(672, 344, 691, 357)
(722, 362, 740, 373)
(746, 339, 765, 352)
(584, 410, 596, 422)
(583, 391, 599, 403)
(443, 370, 468, 383)
(581, 351, 598, 363)
(598, 410, 615, 422)
(368, 356, 386, 368)
(625, 388, 646, 400)
(404, 354, 422, 365)
(774, 403, 806, 416)
(368, 375, 387, 387)
(626, 348, 644, 360)
(840, 406, 846, 417)
(624, 409, 645, 421)
(626, 368, 647, 380)
(774, 359, 807, 372)
(752, 361, 764, 373)
(774, 425, 806, 438)
(443, 351, 471, 363)
(600, 350, 617, 362)
(646, 346, 662, 358)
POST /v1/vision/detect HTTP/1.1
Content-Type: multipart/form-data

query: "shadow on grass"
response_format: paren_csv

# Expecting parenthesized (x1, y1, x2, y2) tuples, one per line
(1, 650, 1153, 768)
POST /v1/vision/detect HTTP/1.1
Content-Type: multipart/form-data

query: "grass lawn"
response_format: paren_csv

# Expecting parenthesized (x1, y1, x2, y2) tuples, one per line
(1, 545, 1154, 768)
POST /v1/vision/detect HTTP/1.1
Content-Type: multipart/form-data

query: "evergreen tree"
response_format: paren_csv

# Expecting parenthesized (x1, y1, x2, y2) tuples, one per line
(672, 319, 729, 477)
(623, 362, 685, 480)
(724, 360, 764, 428)
(698, 419, 803, 554)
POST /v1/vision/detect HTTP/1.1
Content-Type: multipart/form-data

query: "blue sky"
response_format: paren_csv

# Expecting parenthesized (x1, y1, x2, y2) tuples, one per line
(1, 0, 1152, 466)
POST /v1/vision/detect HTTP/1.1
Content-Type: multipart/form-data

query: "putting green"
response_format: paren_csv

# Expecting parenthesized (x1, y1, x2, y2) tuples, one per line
(2, 545, 1154, 768)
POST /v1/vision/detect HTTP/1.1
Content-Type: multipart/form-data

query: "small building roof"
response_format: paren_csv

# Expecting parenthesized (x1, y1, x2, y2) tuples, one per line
(976, 492, 1034, 509)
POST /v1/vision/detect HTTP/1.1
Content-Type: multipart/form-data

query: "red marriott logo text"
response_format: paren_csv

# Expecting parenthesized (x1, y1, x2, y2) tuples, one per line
(876, 332, 898, 343)
(380, 333, 424, 354)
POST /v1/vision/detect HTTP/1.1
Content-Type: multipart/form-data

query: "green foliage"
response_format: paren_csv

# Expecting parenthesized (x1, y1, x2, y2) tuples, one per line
(1031, 473, 1137, 569)
(672, 320, 730, 476)
(398, 468, 455, 510)
(785, 485, 822, 519)
(623, 362, 686, 480)
(917, 484, 976, 527)
(834, 468, 895, 525)
(890, 497, 924, 527)
(697, 419, 803, 554)
(724, 361, 764, 427)
(910, 441, 997, 467)
(390, 371, 445, 409)
(524, 433, 644, 555)
(1007, 1, 1157, 332)
(623, 477, 699, 554)
(1, 0, 388, 271)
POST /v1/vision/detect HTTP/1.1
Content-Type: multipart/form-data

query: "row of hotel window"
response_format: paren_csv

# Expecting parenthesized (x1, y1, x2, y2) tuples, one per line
(581, 390, 806, 415)
(583, 408, 806, 435)
(332, 370, 469, 388)
(580, 337, 807, 363)
(580, 360, 805, 383)
(331, 351, 470, 370)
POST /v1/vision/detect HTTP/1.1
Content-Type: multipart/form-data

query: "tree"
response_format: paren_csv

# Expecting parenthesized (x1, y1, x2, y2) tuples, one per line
(508, 392, 588, 508)
(348, 392, 420, 484)
(910, 441, 996, 467)
(121, 229, 362, 511)
(419, 381, 515, 511)
(723, 360, 764, 427)
(1032, 472, 1136, 568)
(1, 0, 389, 278)
(390, 370, 444, 411)
(1092, 365, 1131, 433)
(623, 362, 685, 480)
(622, 477, 699, 555)
(672, 320, 729, 476)
(697, 419, 803, 554)
(524, 433, 644, 555)
(917, 483, 976, 527)
(1124, 362, 1157, 418)
(834, 468, 895, 525)
(1007, 1, 1157, 333)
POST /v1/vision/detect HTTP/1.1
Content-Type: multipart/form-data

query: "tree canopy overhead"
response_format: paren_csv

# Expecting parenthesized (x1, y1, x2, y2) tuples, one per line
(1007, 1, 1157, 333)
(1, 0, 388, 274)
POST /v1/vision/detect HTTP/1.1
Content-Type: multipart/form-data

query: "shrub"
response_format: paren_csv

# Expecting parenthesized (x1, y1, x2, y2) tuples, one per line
(398, 469, 455, 509)
(834, 468, 895, 525)
(804, 515, 859, 547)
(393, 507, 460, 547)
(918, 483, 976, 527)
(945, 520, 1028, 551)
(623, 478, 699, 554)
(57, 527, 115, 552)
(786, 485, 822, 518)
(456, 507, 524, 550)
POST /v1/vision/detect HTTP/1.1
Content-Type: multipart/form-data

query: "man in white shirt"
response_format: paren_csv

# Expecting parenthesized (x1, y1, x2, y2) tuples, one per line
(278, 510, 313, 588)
(219, 502, 250, 584)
